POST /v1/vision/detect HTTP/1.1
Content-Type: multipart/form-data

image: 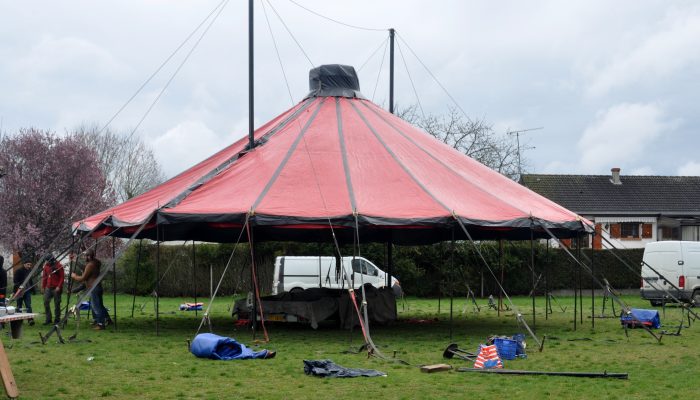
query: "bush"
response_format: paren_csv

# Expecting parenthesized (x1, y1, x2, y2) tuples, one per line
(108, 240, 643, 298)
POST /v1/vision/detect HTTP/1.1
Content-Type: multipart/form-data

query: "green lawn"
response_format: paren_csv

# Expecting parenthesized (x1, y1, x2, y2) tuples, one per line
(3, 293, 697, 399)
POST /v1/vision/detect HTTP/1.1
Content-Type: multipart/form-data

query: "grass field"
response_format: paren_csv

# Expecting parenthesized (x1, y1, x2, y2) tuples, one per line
(3, 292, 698, 399)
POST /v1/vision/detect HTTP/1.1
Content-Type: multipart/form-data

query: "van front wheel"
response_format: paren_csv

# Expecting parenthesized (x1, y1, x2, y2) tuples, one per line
(692, 290, 700, 308)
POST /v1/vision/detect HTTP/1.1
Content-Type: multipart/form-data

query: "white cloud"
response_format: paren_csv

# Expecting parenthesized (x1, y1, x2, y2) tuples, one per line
(628, 166, 655, 176)
(678, 161, 700, 176)
(150, 120, 227, 177)
(577, 103, 675, 173)
(586, 11, 700, 96)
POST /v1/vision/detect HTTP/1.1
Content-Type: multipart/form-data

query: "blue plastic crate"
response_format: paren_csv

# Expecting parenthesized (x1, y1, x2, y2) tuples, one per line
(493, 338, 518, 360)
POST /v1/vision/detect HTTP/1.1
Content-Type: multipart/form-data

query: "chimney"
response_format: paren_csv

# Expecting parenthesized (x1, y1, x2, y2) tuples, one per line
(610, 167, 621, 185)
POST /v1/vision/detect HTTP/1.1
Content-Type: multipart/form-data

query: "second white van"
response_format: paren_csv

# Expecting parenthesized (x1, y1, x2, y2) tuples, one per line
(271, 256, 399, 295)
(640, 241, 700, 306)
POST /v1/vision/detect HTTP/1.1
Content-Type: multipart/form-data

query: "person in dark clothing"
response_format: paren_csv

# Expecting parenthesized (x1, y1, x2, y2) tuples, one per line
(72, 251, 108, 330)
(0, 256, 7, 306)
(13, 261, 35, 325)
(41, 255, 64, 325)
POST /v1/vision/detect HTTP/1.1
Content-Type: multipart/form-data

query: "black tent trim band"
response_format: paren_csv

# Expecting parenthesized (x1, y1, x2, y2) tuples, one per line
(78, 212, 588, 244)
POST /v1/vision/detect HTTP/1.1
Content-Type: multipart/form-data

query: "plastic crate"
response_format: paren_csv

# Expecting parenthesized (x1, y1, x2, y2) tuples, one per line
(493, 338, 518, 360)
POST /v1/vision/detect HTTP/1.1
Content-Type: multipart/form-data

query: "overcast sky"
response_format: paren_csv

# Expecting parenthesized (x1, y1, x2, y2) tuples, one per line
(2, 1, 699, 178)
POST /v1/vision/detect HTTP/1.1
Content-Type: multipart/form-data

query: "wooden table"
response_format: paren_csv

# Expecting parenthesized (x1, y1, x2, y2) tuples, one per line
(0, 312, 38, 398)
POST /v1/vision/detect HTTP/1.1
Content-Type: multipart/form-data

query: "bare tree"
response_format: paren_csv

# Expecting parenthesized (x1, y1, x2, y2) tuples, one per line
(71, 124, 165, 203)
(397, 105, 524, 180)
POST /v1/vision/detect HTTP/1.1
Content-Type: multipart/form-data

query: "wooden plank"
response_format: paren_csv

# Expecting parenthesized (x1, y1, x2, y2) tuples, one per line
(0, 337, 19, 398)
(420, 363, 452, 373)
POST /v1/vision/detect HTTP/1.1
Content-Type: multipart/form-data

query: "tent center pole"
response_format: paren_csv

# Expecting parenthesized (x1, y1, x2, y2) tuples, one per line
(247, 0, 255, 150)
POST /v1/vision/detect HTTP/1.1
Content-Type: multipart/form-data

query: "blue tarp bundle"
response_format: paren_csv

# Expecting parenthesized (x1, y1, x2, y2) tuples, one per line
(191, 333, 271, 360)
(620, 308, 661, 329)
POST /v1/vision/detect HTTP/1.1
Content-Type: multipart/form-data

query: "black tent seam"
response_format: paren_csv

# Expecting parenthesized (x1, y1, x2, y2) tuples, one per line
(163, 97, 316, 209)
(347, 100, 453, 215)
(336, 98, 357, 212)
(358, 100, 536, 220)
(250, 98, 327, 212)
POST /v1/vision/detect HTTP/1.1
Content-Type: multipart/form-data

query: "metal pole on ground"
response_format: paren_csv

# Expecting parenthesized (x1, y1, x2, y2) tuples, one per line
(573, 238, 577, 331)
(131, 240, 142, 318)
(250, 227, 257, 339)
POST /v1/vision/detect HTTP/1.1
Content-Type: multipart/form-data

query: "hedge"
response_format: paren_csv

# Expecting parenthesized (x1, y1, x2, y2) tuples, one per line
(106, 241, 643, 298)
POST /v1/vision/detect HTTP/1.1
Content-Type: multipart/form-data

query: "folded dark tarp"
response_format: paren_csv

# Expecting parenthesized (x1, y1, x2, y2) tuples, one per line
(191, 333, 272, 360)
(303, 359, 386, 378)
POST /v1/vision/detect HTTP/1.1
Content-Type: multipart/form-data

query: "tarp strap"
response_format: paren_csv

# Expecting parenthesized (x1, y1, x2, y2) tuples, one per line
(536, 220, 662, 342)
(453, 215, 542, 349)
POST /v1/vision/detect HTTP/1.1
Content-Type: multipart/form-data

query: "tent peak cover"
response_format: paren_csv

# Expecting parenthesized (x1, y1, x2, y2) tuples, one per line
(306, 64, 364, 99)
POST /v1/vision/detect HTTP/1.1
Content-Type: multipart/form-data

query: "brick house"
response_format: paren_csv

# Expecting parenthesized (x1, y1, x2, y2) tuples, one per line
(520, 168, 700, 249)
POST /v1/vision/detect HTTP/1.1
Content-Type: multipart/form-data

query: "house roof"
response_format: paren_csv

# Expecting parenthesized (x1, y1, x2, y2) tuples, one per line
(520, 174, 700, 215)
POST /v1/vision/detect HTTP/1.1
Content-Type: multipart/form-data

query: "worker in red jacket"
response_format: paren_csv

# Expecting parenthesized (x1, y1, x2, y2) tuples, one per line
(41, 255, 64, 325)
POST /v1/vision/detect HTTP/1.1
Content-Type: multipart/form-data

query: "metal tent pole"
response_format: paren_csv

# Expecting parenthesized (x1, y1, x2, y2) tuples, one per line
(387, 237, 393, 288)
(545, 239, 550, 319)
(573, 239, 577, 331)
(530, 228, 536, 330)
(131, 240, 142, 318)
(248, 0, 255, 150)
(498, 239, 504, 317)
(578, 235, 583, 325)
(449, 227, 454, 342)
(389, 28, 395, 114)
(193, 241, 197, 317)
(112, 236, 117, 330)
(250, 227, 257, 339)
(591, 240, 595, 328)
(156, 228, 160, 336)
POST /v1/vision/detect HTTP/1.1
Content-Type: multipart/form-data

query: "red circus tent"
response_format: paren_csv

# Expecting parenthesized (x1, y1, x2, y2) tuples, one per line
(76, 65, 590, 244)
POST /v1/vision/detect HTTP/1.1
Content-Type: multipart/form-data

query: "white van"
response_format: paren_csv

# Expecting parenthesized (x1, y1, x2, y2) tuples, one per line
(271, 256, 399, 295)
(640, 241, 700, 306)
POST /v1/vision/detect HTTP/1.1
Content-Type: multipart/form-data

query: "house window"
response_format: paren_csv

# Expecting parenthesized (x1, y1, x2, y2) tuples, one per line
(620, 223, 639, 238)
(610, 222, 652, 240)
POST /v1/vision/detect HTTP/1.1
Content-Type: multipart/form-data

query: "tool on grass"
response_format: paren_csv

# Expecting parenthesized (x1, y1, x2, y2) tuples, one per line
(443, 343, 477, 361)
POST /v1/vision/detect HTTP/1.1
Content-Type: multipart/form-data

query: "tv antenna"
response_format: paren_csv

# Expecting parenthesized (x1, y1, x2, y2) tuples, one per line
(507, 127, 543, 178)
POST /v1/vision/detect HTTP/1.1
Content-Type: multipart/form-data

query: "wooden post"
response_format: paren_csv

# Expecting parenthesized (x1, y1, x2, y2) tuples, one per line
(0, 336, 19, 398)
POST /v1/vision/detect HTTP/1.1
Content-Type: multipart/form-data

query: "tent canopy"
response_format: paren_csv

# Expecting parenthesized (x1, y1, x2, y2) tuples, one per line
(76, 65, 590, 244)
